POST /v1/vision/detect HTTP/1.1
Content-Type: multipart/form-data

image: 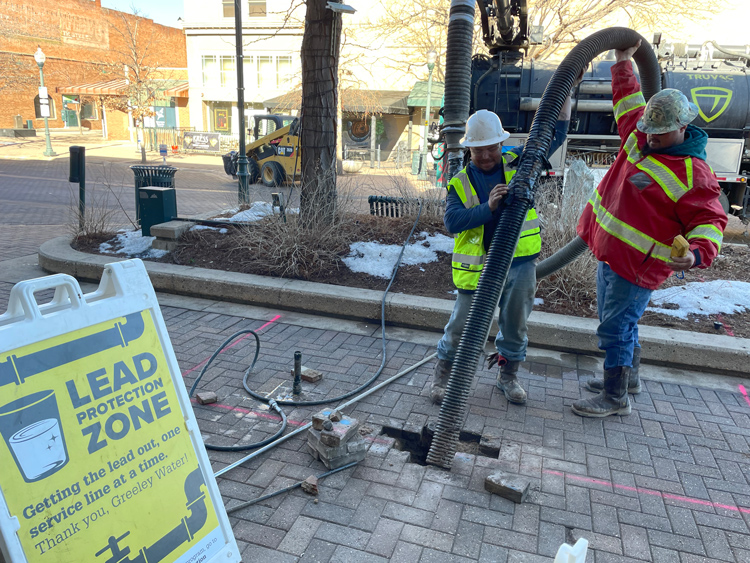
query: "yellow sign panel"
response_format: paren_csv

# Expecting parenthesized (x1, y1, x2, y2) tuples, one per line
(0, 264, 237, 563)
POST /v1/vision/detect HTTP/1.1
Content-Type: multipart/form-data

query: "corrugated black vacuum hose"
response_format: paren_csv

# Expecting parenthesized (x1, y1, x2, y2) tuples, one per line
(427, 27, 661, 468)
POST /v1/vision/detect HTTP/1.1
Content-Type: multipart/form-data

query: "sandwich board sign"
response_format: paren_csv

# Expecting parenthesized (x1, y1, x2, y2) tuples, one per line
(0, 260, 240, 563)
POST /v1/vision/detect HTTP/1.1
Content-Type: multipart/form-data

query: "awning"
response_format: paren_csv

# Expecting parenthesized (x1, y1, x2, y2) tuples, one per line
(57, 79, 128, 96)
(56, 79, 189, 99)
(162, 81, 189, 97)
(407, 80, 445, 107)
(264, 89, 411, 115)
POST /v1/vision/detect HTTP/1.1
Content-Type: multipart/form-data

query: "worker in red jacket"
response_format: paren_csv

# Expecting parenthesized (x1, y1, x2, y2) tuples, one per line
(574, 40, 727, 418)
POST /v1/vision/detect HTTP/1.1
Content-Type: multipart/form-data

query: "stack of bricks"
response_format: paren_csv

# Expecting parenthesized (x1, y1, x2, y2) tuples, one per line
(307, 409, 367, 469)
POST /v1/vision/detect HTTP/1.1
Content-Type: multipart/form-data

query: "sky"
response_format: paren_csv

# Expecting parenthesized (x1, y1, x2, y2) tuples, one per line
(100, 0, 750, 44)
(101, 0, 184, 28)
(669, 2, 750, 45)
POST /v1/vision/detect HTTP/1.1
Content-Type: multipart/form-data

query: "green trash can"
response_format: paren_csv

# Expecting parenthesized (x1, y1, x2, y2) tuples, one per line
(130, 165, 178, 222)
(139, 187, 177, 236)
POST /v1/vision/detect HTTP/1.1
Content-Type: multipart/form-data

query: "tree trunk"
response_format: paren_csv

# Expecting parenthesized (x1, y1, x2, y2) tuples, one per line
(140, 122, 147, 163)
(299, 0, 342, 228)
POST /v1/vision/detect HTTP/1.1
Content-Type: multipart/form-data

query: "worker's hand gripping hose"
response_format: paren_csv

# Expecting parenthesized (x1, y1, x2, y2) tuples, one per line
(426, 27, 661, 468)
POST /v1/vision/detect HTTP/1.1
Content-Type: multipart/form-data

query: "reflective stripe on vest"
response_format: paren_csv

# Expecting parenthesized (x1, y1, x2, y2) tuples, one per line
(589, 191, 672, 262)
(614, 92, 645, 124)
(624, 132, 694, 202)
(452, 171, 480, 208)
(686, 224, 723, 251)
(449, 157, 541, 290)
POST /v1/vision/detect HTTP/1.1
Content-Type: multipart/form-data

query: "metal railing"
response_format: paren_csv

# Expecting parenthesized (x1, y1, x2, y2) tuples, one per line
(367, 195, 445, 218)
(144, 127, 195, 151)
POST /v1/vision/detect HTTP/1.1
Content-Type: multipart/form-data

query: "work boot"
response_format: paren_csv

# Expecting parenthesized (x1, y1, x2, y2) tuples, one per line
(585, 348, 642, 394)
(572, 366, 631, 418)
(496, 360, 527, 405)
(430, 359, 452, 405)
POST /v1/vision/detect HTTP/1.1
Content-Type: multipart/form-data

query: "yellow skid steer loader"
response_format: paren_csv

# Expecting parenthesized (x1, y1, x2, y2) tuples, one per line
(223, 114, 301, 186)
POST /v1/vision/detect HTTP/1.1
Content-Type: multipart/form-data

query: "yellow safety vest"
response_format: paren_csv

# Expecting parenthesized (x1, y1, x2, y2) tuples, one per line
(447, 153, 541, 291)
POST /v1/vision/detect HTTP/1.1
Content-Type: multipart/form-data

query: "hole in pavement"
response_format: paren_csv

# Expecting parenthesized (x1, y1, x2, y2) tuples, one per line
(380, 424, 497, 466)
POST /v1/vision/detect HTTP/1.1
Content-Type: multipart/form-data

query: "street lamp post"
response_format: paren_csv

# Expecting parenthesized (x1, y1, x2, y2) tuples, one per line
(33, 47, 57, 158)
(234, 0, 249, 204)
(418, 49, 437, 181)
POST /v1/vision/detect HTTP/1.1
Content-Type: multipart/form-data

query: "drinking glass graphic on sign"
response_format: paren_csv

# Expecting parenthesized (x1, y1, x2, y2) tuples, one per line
(0, 390, 69, 482)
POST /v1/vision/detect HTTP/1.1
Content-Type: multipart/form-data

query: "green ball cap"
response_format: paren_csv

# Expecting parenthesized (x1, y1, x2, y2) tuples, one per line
(636, 89, 699, 134)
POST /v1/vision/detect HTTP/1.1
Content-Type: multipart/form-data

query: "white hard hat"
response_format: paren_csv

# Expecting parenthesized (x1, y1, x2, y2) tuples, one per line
(460, 109, 510, 147)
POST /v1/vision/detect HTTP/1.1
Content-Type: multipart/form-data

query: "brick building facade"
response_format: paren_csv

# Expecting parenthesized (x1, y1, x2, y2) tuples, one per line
(0, 0, 188, 140)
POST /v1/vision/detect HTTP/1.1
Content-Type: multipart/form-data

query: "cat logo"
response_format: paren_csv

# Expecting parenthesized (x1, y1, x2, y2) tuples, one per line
(690, 87, 733, 123)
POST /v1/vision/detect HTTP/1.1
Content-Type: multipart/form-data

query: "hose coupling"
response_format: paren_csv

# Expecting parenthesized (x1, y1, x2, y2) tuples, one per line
(268, 398, 281, 413)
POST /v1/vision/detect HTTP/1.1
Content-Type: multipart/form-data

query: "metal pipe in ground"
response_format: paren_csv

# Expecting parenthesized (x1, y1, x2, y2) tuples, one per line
(293, 351, 302, 395)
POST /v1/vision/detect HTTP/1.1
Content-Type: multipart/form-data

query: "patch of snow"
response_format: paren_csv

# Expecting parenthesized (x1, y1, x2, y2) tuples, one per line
(225, 202, 300, 222)
(647, 279, 750, 319)
(534, 297, 544, 306)
(342, 232, 454, 279)
(99, 230, 168, 259)
(190, 225, 228, 234)
(227, 202, 275, 222)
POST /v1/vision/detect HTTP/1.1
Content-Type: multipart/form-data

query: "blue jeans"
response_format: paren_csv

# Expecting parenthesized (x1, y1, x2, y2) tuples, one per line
(437, 259, 536, 363)
(596, 262, 652, 369)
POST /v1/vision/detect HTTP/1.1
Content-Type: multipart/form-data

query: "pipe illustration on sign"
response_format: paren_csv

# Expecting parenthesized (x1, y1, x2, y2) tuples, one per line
(95, 467, 208, 563)
(0, 312, 144, 387)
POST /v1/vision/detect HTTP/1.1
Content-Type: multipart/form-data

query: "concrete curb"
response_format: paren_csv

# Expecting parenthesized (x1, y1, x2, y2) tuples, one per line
(39, 236, 750, 378)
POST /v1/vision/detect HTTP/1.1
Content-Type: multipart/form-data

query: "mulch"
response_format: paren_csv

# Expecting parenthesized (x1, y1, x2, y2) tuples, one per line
(72, 219, 750, 339)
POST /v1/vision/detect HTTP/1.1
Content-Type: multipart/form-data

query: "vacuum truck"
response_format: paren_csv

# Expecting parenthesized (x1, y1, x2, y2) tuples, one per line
(468, 0, 750, 222)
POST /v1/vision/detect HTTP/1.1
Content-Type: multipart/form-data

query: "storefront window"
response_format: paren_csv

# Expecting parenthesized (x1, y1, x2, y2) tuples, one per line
(214, 107, 230, 132)
(81, 101, 97, 120)
(243, 56, 254, 89)
(220, 55, 236, 88)
(248, 0, 266, 17)
(257, 56, 274, 89)
(277, 56, 292, 88)
(222, 0, 234, 17)
(202, 55, 218, 86)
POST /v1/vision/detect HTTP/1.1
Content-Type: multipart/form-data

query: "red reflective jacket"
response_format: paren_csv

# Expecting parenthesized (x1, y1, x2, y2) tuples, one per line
(577, 61, 727, 290)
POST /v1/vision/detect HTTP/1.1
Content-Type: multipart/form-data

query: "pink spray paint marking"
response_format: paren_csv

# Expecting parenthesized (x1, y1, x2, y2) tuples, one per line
(739, 385, 750, 409)
(717, 314, 735, 337)
(545, 470, 750, 515)
(189, 398, 392, 444)
(190, 398, 302, 425)
(181, 314, 282, 377)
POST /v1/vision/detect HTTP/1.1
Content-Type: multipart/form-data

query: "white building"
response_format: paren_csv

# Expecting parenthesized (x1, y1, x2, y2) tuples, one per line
(182, 0, 442, 156)
(183, 0, 303, 135)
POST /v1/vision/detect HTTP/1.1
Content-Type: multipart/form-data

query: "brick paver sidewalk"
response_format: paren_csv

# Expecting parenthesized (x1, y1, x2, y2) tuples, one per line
(160, 304, 750, 562)
(1, 276, 748, 562)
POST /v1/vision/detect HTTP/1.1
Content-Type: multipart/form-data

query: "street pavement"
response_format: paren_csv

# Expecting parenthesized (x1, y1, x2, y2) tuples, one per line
(1, 132, 750, 562)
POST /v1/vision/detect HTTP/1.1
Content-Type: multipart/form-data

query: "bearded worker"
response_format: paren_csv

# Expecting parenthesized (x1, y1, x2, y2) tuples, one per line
(574, 40, 727, 417)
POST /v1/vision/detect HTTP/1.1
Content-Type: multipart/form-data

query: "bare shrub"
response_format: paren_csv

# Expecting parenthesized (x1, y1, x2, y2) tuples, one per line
(535, 166, 598, 316)
(67, 162, 137, 238)
(220, 174, 445, 280)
